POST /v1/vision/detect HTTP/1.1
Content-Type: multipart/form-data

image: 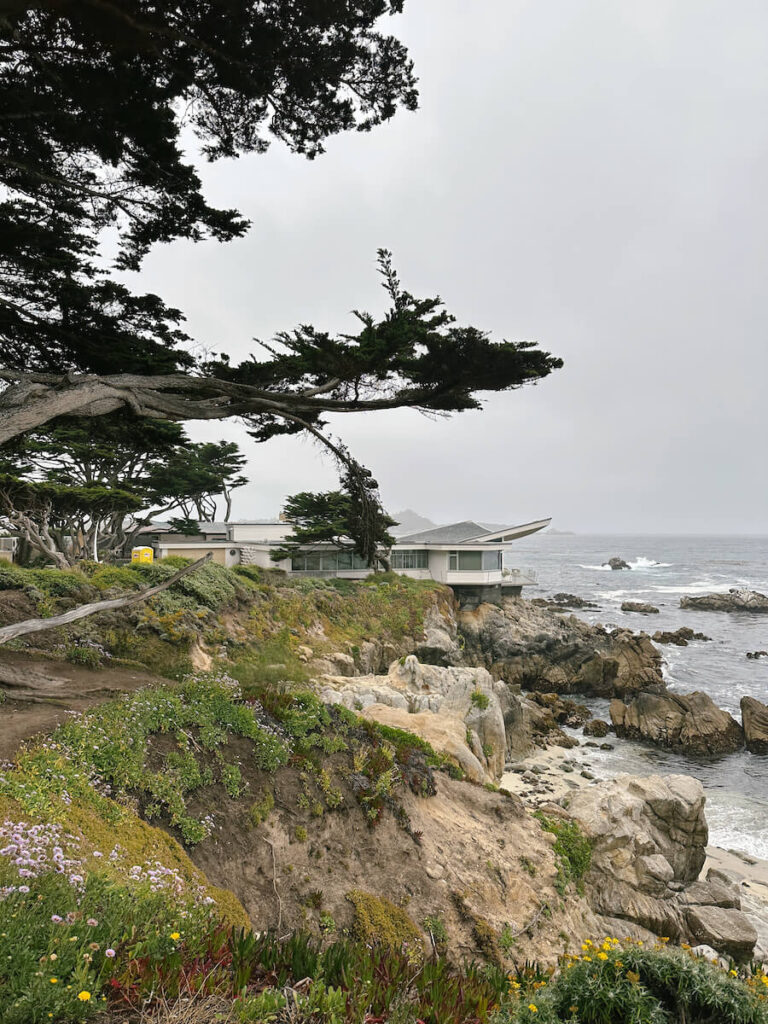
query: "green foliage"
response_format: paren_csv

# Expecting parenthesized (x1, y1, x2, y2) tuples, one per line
(249, 791, 275, 827)
(295, 826, 308, 843)
(64, 645, 102, 669)
(471, 689, 491, 710)
(535, 814, 592, 895)
(424, 914, 448, 953)
(0, 868, 222, 1024)
(346, 890, 424, 958)
(492, 938, 768, 1023)
(273, 488, 396, 569)
(0, 673, 288, 845)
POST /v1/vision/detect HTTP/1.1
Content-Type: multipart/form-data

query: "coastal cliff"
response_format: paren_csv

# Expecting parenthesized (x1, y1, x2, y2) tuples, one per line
(1, 563, 767, 1020)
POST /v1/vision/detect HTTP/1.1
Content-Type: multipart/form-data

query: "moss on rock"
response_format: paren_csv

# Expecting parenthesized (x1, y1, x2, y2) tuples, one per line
(346, 889, 424, 956)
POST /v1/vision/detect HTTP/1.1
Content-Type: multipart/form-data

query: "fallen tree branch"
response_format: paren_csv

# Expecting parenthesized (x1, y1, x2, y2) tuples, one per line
(0, 553, 212, 645)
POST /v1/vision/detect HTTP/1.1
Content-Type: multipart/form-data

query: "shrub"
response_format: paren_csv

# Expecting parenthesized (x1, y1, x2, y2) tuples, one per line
(65, 645, 102, 669)
(470, 689, 491, 710)
(535, 814, 592, 895)
(346, 890, 424, 958)
(249, 791, 275, 827)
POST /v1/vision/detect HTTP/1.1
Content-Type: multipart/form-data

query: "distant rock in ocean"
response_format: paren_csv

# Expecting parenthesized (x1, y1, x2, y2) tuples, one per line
(621, 601, 660, 614)
(604, 556, 631, 570)
(681, 589, 768, 613)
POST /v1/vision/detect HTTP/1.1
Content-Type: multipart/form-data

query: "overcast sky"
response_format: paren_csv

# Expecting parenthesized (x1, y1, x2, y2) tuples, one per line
(127, 0, 768, 534)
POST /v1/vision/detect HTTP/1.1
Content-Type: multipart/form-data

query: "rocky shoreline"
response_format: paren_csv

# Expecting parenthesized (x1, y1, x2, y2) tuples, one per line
(311, 589, 768, 964)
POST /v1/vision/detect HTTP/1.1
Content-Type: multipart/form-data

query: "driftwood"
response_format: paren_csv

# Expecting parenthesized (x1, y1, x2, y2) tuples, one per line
(0, 552, 212, 646)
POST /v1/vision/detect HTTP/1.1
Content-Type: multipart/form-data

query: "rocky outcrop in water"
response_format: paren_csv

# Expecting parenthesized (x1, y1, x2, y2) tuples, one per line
(532, 593, 599, 610)
(746, 650, 768, 660)
(680, 589, 768, 613)
(583, 718, 610, 738)
(609, 692, 743, 756)
(651, 627, 711, 646)
(621, 601, 659, 614)
(568, 775, 757, 960)
(741, 696, 768, 755)
(605, 557, 631, 570)
(458, 598, 665, 699)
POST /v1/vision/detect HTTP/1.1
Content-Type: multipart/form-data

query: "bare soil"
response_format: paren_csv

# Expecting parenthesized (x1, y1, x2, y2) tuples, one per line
(0, 649, 163, 759)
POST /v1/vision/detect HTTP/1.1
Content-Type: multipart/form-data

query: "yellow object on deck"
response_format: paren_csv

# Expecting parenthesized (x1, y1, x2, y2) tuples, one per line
(131, 546, 154, 564)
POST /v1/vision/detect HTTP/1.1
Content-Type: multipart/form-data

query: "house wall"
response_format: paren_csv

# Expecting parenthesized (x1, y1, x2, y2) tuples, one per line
(156, 544, 240, 567)
(228, 523, 291, 543)
(428, 550, 449, 583)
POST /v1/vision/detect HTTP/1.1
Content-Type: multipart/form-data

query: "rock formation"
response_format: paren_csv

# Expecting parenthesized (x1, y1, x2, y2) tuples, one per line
(610, 692, 743, 756)
(680, 589, 768, 613)
(458, 598, 665, 698)
(605, 557, 631, 570)
(319, 655, 519, 783)
(582, 718, 610, 738)
(621, 601, 659, 614)
(567, 775, 757, 960)
(741, 696, 768, 754)
(652, 627, 711, 646)
(532, 593, 599, 610)
(746, 650, 768, 659)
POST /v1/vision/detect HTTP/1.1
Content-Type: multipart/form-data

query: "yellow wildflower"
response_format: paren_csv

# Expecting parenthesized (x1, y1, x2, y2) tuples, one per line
(77, 991, 91, 1002)
(170, 932, 180, 940)
(49, 978, 58, 984)
(528, 1005, 538, 1014)
(730, 970, 738, 977)
(597, 952, 608, 960)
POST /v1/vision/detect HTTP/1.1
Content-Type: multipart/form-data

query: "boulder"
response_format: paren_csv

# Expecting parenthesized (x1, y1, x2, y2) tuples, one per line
(621, 602, 660, 614)
(568, 775, 757, 959)
(605, 557, 631, 570)
(741, 696, 768, 754)
(680, 589, 768, 613)
(583, 718, 609, 738)
(610, 691, 743, 756)
(685, 906, 758, 961)
(652, 627, 711, 646)
(412, 602, 463, 666)
(746, 650, 768, 660)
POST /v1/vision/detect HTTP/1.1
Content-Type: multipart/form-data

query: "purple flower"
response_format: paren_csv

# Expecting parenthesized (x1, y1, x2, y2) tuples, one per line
(86, 918, 98, 927)
(105, 949, 116, 958)
(51, 915, 63, 923)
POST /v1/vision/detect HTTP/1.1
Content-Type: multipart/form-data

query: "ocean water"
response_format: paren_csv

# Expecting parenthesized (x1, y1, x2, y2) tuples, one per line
(508, 534, 768, 859)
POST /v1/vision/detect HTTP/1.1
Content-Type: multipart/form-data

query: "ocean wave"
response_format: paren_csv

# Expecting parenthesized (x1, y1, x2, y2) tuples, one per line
(579, 556, 672, 571)
(652, 580, 733, 595)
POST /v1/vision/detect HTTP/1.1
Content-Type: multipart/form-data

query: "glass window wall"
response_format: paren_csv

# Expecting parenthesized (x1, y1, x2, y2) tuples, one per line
(391, 549, 429, 570)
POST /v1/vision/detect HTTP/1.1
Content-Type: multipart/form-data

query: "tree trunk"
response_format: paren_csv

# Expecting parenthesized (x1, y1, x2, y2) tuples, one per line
(0, 553, 212, 645)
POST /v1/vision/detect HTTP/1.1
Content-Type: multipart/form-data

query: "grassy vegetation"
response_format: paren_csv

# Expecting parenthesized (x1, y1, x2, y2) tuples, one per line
(0, 560, 444, 688)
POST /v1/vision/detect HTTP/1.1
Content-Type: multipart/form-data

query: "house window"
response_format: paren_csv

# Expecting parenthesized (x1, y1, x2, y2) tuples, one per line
(391, 549, 429, 570)
(291, 549, 370, 571)
(450, 551, 502, 571)
(482, 550, 503, 571)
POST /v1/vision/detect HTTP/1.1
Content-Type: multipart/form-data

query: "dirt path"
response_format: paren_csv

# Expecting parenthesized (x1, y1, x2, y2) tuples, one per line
(0, 650, 164, 760)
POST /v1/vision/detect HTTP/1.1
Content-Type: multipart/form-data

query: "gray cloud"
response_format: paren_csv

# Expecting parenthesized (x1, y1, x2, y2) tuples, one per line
(125, 0, 768, 533)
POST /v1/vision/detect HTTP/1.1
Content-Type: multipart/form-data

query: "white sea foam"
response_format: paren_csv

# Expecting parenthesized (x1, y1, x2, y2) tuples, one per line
(651, 580, 733, 595)
(579, 556, 672, 571)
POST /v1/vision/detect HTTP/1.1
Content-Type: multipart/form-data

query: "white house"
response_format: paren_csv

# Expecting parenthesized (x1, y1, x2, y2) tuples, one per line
(142, 515, 550, 603)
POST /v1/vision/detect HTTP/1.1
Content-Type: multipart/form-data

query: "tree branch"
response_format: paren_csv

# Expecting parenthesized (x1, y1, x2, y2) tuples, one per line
(0, 552, 212, 645)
